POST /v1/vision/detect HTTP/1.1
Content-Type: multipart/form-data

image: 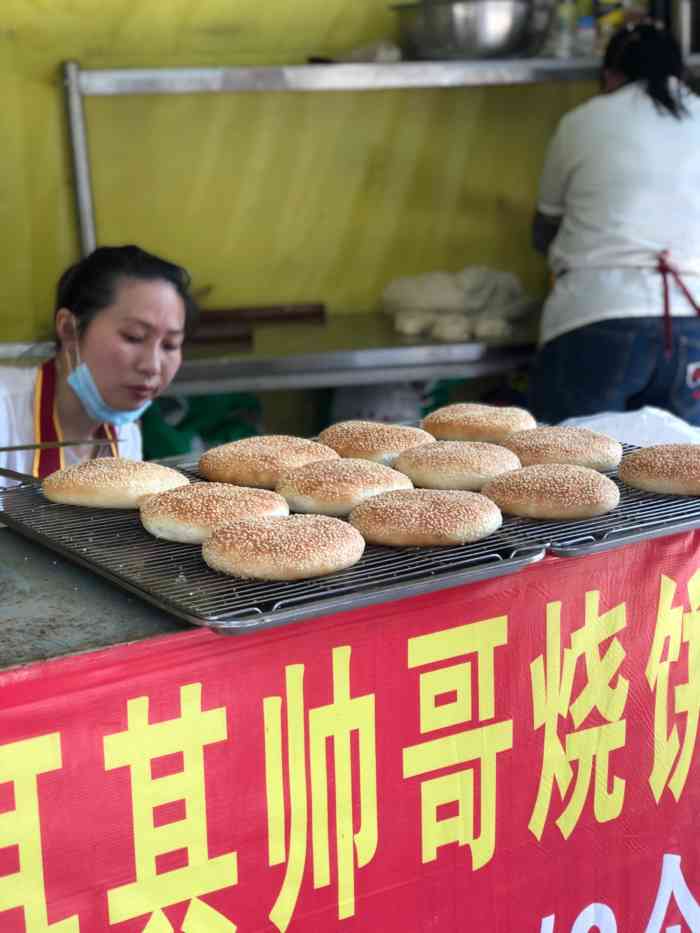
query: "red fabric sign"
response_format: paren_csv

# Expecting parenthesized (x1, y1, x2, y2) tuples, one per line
(1, 531, 700, 932)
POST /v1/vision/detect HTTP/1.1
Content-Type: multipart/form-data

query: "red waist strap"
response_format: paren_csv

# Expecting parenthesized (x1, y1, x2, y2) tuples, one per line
(657, 250, 700, 357)
(33, 358, 119, 478)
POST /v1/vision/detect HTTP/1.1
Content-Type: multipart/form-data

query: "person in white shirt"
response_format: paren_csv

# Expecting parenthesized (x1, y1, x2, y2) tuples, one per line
(0, 245, 198, 486)
(529, 22, 700, 424)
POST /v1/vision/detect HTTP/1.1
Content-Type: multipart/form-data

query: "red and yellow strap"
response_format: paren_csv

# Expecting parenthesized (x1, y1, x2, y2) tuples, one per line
(32, 358, 118, 478)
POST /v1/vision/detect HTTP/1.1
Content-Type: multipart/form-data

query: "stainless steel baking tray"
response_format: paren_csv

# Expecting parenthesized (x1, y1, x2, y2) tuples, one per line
(0, 467, 544, 632)
(493, 444, 700, 557)
(3, 450, 700, 632)
(488, 480, 700, 557)
(545, 483, 700, 556)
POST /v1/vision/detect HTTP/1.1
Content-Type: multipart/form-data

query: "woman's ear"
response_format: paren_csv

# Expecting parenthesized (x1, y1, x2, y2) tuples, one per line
(54, 308, 78, 349)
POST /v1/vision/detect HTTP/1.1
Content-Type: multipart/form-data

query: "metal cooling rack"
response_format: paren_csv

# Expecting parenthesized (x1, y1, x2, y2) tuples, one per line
(3, 451, 700, 632)
(0, 467, 544, 632)
(492, 444, 700, 558)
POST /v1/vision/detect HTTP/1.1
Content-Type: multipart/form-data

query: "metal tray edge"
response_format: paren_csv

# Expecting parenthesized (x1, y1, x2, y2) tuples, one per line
(0, 505, 545, 633)
(550, 518, 700, 558)
(205, 547, 547, 633)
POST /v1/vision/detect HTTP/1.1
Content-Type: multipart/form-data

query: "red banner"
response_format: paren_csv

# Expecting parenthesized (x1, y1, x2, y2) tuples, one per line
(1, 531, 700, 931)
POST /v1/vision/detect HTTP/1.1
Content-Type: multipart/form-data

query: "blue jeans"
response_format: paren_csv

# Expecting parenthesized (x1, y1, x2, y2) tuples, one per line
(528, 317, 700, 425)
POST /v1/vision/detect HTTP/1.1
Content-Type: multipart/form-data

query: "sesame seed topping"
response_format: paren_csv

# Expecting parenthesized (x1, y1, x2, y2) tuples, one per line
(482, 464, 619, 513)
(140, 482, 288, 524)
(201, 435, 338, 470)
(350, 488, 501, 538)
(619, 444, 700, 494)
(422, 403, 536, 433)
(318, 420, 433, 457)
(43, 457, 188, 496)
(277, 458, 412, 499)
(396, 441, 520, 472)
(620, 444, 700, 480)
(503, 426, 621, 465)
(199, 435, 340, 486)
(203, 514, 366, 579)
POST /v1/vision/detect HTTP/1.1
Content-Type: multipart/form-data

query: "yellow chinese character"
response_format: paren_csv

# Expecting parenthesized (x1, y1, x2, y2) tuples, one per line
(103, 683, 237, 932)
(529, 591, 628, 841)
(264, 645, 377, 931)
(402, 617, 513, 870)
(0, 732, 78, 932)
(646, 571, 700, 803)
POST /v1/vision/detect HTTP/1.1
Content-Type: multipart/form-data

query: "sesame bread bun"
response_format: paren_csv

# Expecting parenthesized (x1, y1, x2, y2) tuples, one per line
(618, 444, 700, 495)
(202, 514, 365, 581)
(276, 458, 413, 517)
(199, 435, 339, 488)
(481, 464, 619, 520)
(42, 458, 189, 509)
(394, 441, 521, 491)
(502, 426, 622, 472)
(421, 403, 536, 443)
(349, 489, 502, 546)
(139, 482, 289, 544)
(317, 420, 433, 465)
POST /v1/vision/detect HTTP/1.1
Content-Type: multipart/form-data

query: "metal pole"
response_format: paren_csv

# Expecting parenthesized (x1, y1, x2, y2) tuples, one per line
(64, 61, 97, 255)
(671, 0, 693, 58)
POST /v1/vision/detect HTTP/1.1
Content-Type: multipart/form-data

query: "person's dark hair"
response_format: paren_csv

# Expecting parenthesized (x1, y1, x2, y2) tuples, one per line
(54, 244, 199, 345)
(603, 22, 688, 119)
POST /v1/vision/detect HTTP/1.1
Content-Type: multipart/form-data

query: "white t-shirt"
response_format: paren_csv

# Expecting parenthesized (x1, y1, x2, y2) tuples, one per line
(538, 81, 700, 345)
(0, 364, 142, 487)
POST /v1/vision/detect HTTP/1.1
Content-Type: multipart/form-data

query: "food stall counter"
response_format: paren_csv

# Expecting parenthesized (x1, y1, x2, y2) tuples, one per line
(1, 504, 699, 930)
(0, 527, 182, 670)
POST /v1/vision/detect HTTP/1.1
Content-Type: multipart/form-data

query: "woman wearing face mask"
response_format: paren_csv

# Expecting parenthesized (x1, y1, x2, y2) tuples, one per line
(528, 22, 700, 425)
(0, 245, 198, 486)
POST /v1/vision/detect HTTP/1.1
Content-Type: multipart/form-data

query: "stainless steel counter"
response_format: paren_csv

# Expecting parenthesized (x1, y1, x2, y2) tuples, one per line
(0, 313, 534, 395)
(0, 527, 183, 671)
(168, 312, 535, 396)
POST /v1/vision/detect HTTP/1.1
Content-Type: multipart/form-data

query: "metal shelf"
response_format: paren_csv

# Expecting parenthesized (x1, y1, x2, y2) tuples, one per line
(67, 54, 700, 97)
(73, 58, 606, 97)
(62, 56, 602, 257)
(63, 52, 700, 254)
(0, 315, 536, 395)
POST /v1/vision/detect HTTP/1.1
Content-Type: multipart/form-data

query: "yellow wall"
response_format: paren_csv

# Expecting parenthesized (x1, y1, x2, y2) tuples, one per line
(0, 1, 594, 342)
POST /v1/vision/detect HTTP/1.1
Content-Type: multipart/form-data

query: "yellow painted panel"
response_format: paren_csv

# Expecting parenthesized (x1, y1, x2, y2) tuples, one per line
(0, 1, 594, 341)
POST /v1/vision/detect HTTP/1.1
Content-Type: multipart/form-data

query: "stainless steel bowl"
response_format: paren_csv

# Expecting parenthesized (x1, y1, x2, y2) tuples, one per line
(391, 0, 556, 60)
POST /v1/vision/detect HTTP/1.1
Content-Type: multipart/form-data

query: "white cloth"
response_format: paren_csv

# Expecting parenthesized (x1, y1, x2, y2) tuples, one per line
(561, 405, 700, 446)
(383, 266, 533, 341)
(0, 364, 142, 487)
(538, 81, 700, 345)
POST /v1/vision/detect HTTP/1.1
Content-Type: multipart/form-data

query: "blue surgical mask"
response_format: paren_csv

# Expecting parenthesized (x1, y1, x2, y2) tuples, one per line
(67, 361, 152, 426)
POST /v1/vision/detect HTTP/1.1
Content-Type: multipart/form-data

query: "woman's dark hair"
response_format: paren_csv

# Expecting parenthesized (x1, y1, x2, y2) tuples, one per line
(604, 22, 688, 119)
(54, 244, 199, 344)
